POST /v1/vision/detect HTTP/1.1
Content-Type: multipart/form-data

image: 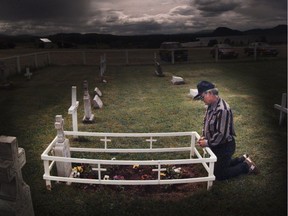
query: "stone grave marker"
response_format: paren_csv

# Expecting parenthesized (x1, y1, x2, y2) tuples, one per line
(0, 136, 34, 216)
(171, 76, 185, 85)
(68, 86, 79, 138)
(53, 115, 72, 177)
(93, 95, 103, 109)
(0, 61, 13, 89)
(94, 87, 102, 97)
(82, 80, 94, 123)
(154, 60, 164, 77)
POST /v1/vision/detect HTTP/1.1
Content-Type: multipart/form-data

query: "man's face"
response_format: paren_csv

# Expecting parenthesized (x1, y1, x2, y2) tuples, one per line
(201, 92, 213, 105)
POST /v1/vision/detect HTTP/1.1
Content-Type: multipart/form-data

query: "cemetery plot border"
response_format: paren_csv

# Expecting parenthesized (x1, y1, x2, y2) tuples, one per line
(41, 130, 216, 191)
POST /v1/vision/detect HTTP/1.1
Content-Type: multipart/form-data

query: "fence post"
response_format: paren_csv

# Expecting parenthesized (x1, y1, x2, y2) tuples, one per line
(190, 133, 196, 158)
(171, 50, 175, 64)
(34, 53, 38, 69)
(254, 44, 257, 61)
(16, 56, 21, 73)
(43, 160, 52, 190)
(47, 52, 51, 65)
(125, 50, 129, 65)
(207, 161, 215, 190)
(82, 51, 86, 65)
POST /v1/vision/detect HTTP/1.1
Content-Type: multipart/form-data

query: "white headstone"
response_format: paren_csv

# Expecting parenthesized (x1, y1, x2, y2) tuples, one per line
(83, 80, 94, 123)
(93, 95, 103, 109)
(68, 86, 79, 137)
(94, 87, 102, 97)
(54, 115, 72, 177)
(171, 76, 185, 85)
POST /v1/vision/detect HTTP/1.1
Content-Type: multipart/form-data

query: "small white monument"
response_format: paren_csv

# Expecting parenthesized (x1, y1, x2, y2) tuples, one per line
(68, 86, 79, 138)
(94, 87, 102, 97)
(189, 89, 198, 99)
(53, 115, 72, 177)
(171, 76, 185, 85)
(0, 136, 34, 216)
(83, 80, 95, 123)
(93, 95, 103, 109)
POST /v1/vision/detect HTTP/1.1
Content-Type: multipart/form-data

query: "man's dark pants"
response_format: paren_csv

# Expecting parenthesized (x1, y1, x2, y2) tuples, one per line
(211, 138, 249, 180)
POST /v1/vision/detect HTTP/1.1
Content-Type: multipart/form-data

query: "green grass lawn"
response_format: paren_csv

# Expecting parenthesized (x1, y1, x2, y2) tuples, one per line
(0, 59, 287, 216)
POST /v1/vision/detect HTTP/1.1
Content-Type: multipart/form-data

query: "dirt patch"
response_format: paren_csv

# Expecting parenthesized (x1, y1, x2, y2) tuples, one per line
(71, 163, 207, 200)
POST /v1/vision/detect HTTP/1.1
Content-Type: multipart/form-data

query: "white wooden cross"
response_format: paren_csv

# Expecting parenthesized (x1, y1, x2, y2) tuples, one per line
(146, 137, 157, 149)
(100, 136, 111, 149)
(152, 162, 167, 183)
(24, 67, 32, 80)
(274, 93, 287, 125)
(68, 86, 79, 138)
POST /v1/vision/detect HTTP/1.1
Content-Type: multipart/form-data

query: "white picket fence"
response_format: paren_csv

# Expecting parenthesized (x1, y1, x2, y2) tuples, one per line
(41, 130, 216, 190)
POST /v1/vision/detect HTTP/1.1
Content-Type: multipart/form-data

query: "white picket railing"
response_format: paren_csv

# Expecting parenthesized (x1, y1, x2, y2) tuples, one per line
(41, 131, 216, 190)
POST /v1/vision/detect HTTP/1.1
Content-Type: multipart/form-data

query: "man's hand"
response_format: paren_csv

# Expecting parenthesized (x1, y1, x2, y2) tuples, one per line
(197, 137, 208, 148)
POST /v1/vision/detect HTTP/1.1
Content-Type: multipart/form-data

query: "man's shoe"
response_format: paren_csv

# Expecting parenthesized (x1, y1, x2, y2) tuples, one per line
(244, 157, 259, 175)
(239, 154, 249, 162)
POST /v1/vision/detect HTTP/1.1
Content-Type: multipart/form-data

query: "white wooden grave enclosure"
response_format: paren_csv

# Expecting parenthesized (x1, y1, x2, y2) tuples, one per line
(41, 128, 217, 190)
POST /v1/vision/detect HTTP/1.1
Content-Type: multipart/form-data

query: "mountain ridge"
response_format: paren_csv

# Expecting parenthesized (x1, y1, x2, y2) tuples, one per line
(0, 24, 286, 48)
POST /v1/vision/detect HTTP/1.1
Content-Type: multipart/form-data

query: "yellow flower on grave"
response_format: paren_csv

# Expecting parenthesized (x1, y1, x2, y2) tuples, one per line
(160, 172, 166, 177)
(133, 164, 139, 169)
(73, 166, 83, 173)
(76, 166, 83, 173)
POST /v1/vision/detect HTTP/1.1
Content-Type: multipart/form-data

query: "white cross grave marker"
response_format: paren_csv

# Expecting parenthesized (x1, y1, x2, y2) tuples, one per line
(24, 67, 32, 80)
(68, 86, 79, 138)
(93, 95, 103, 109)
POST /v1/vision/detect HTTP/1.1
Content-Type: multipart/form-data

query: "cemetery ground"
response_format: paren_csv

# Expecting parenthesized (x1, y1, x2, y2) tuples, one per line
(0, 60, 287, 216)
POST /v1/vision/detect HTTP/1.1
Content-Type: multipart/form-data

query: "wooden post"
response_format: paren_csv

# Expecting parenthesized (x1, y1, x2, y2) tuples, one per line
(34, 54, 38, 68)
(125, 50, 129, 65)
(16, 56, 21, 73)
(215, 47, 218, 62)
(171, 50, 175, 64)
(254, 44, 257, 61)
(82, 51, 86, 65)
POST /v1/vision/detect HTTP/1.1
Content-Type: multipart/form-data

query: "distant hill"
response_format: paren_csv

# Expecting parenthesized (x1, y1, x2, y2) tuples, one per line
(0, 24, 286, 49)
(243, 24, 287, 35)
(212, 27, 243, 36)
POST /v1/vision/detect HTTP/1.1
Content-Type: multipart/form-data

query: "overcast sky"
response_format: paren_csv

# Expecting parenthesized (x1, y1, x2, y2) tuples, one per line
(0, 0, 286, 36)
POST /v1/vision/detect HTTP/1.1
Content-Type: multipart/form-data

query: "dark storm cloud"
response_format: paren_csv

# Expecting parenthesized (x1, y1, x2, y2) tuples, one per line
(0, 0, 286, 35)
(194, 0, 240, 17)
(0, 0, 92, 21)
